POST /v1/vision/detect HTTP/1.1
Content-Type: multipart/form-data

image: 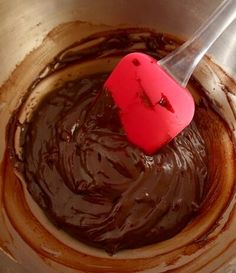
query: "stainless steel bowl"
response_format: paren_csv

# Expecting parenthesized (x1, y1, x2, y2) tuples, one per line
(0, 1, 236, 272)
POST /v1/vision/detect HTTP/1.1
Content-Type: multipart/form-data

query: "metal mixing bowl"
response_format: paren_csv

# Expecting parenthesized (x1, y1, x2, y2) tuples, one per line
(0, 1, 236, 272)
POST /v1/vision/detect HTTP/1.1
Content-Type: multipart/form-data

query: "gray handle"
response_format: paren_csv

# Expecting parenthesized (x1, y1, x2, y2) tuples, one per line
(159, 0, 236, 87)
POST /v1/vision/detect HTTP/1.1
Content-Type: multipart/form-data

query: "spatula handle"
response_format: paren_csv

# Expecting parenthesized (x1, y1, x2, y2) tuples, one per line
(159, 0, 236, 87)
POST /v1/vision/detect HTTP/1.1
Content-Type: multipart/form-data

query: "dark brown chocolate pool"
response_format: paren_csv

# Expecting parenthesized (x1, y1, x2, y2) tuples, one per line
(8, 29, 208, 254)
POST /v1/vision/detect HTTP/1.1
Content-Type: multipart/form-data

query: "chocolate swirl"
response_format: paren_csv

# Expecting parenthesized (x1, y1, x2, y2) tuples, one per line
(20, 70, 207, 253)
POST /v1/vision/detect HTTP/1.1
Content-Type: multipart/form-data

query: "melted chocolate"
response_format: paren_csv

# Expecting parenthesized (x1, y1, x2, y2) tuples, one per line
(9, 29, 208, 254)
(20, 76, 207, 254)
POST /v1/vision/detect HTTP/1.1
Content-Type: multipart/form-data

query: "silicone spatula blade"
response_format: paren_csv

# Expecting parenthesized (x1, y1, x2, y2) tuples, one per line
(104, 53, 195, 154)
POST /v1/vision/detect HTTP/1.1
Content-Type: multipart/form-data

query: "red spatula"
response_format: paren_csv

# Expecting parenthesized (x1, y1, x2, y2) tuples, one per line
(104, 0, 236, 154)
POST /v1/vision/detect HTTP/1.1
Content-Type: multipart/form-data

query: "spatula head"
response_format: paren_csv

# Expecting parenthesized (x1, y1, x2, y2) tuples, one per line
(104, 52, 195, 154)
